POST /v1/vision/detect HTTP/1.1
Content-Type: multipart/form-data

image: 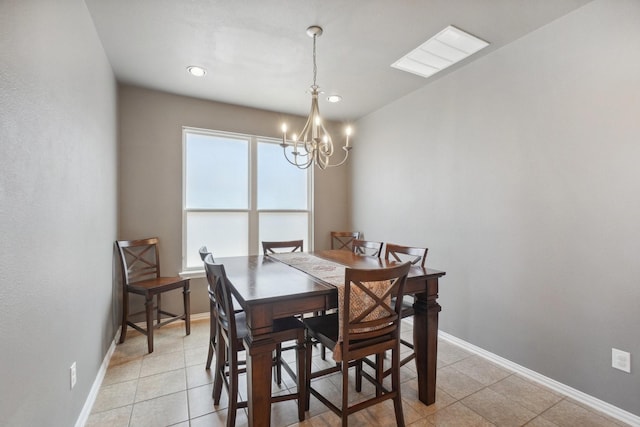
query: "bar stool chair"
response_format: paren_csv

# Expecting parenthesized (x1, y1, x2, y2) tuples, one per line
(359, 243, 428, 382)
(115, 237, 190, 353)
(330, 231, 361, 251)
(261, 239, 309, 378)
(303, 262, 411, 427)
(204, 256, 306, 427)
(352, 238, 384, 258)
(200, 246, 244, 370)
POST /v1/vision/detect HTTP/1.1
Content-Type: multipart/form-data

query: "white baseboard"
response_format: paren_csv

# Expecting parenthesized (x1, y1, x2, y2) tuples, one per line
(74, 314, 208, 427)
(74, 329, 120, 427)
(437, 330, 640, 427)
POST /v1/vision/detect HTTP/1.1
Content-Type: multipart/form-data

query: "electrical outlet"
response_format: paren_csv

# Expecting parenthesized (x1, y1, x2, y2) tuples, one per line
(70, 362, 77, 389)
(612, 348, 631, 373)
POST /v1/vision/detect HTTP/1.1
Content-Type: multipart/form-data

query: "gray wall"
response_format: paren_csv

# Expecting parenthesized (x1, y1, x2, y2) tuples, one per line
(352, 0, 639, 416)
(0, 0, 118, 426)
(118, 85, 351, 316)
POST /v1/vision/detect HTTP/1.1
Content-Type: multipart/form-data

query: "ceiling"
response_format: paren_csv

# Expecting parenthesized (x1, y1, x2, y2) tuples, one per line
(85, 0, 591, 122)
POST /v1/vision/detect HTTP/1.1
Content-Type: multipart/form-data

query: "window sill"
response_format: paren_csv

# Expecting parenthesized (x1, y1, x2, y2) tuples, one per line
(179, 269, 205, 279)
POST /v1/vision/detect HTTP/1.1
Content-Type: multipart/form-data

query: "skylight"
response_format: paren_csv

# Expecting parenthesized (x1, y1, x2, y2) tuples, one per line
(391, 25, 489, 79)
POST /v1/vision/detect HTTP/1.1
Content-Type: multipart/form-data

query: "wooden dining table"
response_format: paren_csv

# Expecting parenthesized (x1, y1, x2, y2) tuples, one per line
(218, 249, 446, 427)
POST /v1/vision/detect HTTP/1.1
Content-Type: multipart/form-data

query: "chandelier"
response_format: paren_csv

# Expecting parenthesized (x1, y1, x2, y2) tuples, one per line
(280, 26, 352, 170)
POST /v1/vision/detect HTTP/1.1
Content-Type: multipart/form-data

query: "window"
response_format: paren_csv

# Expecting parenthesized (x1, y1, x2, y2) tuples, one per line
(182, 127, 312, 271)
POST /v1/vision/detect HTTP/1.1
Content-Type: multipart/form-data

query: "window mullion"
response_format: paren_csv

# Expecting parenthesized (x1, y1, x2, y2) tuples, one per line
(248, 136, 259, 255)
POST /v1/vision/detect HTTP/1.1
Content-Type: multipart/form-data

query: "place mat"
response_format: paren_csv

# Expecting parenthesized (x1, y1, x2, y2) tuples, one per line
(269, 253, 392, 362)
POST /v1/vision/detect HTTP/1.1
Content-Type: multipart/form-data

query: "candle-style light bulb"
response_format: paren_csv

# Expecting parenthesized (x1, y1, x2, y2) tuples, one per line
(345, 126, 352, 147)
(281, 123, 287, 133)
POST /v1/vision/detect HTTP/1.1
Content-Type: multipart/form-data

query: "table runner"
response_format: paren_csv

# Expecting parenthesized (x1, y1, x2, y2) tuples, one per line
(269, 252, 392, 362)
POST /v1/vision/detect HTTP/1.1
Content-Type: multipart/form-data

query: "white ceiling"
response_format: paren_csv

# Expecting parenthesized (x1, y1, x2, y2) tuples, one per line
(85, 0, 591, 121)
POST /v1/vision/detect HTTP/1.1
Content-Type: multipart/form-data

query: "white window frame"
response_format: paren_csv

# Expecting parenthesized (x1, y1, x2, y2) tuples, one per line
(180, 126, 314, 276)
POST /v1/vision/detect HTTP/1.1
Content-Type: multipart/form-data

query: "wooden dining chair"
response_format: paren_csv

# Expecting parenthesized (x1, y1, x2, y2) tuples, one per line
(387, 244, 428, 368)
(358, 243, 428, 381)
(330, 231, 361, 251)
(204, 256, 306, 427)
(303, 262, 411, 427)
(115, 237, 190, 353)
(262, 239, 304, 255)
(262, 239, 318, 369)
(200, 246, 218, 369)
(352, 238, 383, 258)
(200, 246, 245, 370)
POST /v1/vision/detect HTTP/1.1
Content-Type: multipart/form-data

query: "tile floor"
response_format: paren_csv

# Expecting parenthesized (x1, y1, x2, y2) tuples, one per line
(87, 318, 629, 427)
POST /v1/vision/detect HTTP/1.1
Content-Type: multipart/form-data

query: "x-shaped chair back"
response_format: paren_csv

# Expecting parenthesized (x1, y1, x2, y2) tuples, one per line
(330, 231, 361, 251)
(342, 262, 411, 358)
(351, 239, 383, 258)
(385, 243, 428, 268)
(118, 238, 161, 284)
(262, 240, 303, 255)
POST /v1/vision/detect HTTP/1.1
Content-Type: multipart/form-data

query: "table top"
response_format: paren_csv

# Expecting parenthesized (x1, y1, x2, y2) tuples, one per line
(218, 250, 445, 308)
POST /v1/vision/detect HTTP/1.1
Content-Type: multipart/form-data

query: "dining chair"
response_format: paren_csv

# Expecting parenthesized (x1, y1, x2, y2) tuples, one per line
(200, 246, 218, 369)
(200, 246, 245, 370)
(204, 255, 306, 426)
(262, 239, 304, 254)
(303, 262, 411, 427)
(115, 237, 190, 353)
(330, 231, 361, 251)
(262, 239, 324, 368)
(351, 238, 383, 258)
(359, 243, 428, 382)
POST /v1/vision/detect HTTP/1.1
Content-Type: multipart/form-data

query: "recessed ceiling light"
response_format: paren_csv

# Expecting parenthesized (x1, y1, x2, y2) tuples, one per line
(391, 25, 489, 79)
(187, 66, 207, 77)
(327, 95, 342, 103)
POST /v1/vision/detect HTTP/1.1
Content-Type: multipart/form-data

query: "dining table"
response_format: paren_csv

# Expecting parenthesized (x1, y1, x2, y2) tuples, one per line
(218, 249, 446, 427)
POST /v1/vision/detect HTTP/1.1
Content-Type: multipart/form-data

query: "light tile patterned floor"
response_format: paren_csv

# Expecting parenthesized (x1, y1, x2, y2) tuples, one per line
(87, 318, 629, 427)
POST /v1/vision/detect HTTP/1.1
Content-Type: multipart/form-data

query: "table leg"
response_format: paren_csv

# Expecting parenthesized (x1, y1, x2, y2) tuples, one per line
(413, 278, 441, 404)
(245, 336, 277, 427)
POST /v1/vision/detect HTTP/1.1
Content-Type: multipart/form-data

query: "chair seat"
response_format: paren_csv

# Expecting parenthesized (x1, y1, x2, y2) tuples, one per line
(303, 313, 339, 349)
(116, 237, 191, 354)
(128, 276, 188, 293)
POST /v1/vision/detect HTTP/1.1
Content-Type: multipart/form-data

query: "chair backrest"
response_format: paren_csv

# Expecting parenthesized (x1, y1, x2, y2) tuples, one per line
(351, 239, 383, 258)
(199, 245, 213, 262)
(385, 243, 428, 268)
(342, 262, 411, 359)
(204, 256, 238, 339)
(330, 231, 361, 251)
(262, 240, 303, 255)
(115, 237, 161, 286)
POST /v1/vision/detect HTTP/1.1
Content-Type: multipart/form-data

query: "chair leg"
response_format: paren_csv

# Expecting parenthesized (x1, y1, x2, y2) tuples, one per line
(145, 295, 154, 353)
(227, 345, 239, 427)
(156, 293, 162, 325)
(342, 360, 349, 427)
(391, 348, 405, 427)
(355, 359, 362, 392)
(119, 292, 129, 343)
(205, 306, 216, 369)
(275, 344, 282, 385)
(304, 334, 313, 411)
(212, 330, 225, 404)
(296, 331, 306, 422)
(183, 284, 191, 335)
(375, 352, 384, 397)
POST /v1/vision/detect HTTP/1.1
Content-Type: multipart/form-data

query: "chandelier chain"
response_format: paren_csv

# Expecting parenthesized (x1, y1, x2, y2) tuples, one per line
(312, 34, 317, 88)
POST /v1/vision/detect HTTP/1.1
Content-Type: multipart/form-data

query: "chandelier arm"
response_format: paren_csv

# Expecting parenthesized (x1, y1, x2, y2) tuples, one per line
(281, 143, 314, 169)
(322, 146, 352, 168)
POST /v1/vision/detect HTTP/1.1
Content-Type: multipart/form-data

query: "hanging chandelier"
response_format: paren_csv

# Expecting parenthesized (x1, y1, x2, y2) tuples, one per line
(280, 25, 352, 170)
